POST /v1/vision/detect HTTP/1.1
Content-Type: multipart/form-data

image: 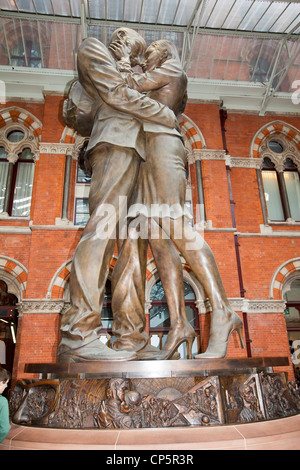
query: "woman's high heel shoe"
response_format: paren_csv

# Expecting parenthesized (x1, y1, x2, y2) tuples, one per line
(162, 323, 196, 359)
(195, 311, 246, 359)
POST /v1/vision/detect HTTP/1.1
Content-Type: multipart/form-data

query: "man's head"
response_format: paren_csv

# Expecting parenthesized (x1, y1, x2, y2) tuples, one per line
(143, 40, 180, 71)
(0, 367, 10, 395)
(109, 28, 146, 67)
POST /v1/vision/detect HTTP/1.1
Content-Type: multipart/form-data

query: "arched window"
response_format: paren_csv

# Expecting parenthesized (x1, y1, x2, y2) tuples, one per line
(0, 114, 40, 218)
(11, 40, 42, 68)
(0, 146, 35, 217)
(260, 137, 300, 222)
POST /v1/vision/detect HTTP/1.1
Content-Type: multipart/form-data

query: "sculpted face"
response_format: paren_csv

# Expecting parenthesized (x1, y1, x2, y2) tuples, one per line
(109, 28, 146, 67)
(142, 44, 162, 71)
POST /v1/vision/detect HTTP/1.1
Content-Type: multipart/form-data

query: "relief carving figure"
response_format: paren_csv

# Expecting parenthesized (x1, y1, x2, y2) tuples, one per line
(237, 383, 263, 423)
(59, 29, 245, 362)
(261, 374, 297, 419)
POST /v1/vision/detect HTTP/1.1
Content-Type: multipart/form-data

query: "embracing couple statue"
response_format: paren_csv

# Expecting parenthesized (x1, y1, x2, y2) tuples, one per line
(58, 28, 245, 363)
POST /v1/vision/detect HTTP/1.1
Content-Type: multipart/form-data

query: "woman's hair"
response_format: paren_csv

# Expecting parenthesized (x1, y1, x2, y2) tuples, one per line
(151, 39, 181, 62)
(0, 367, 11, 384)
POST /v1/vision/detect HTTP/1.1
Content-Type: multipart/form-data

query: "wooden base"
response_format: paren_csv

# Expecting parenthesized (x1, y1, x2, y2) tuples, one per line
(24, 356, 290, 379)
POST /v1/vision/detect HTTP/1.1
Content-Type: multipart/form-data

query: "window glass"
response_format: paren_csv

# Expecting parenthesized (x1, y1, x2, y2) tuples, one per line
(285, 279, 300, 302)
(19, 148, 34, 160)
(0, 161, 9, 213)
(7, 130, 25, 143)
(11, 41, 42, 68)
(150, 280, 196, 328)
(0, 147, 7, 158)
(101, 280, 113, 329)
(269, 140, 284, 154)
(11, 161, 35, 216)
(77, 165, 91, 183)
(74, 198, 89, 225)
(284, 279, 300, 321)
(262, 170, 285, 221)
(284, 171, 300, 221)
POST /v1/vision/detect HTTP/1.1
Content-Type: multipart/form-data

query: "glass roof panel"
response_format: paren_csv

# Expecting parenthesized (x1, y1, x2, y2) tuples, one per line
(107, 0, 123, 20)
(203, 0, 238, 29)
(123, 0, 143, 22)
(237, 1, 271, 31)
(0, 0, 17, 10)
(0, 0, 299, 94)
(14, 0, 36, 13)
(173, 0, 199, 25)
(153, 0, 198, 26)
(140, 0, 164, 24)
(48, 0, 72, 16)
(87, 0, 106, 19)
(198, 0, 300, 34)
(31, 0, 54, 15)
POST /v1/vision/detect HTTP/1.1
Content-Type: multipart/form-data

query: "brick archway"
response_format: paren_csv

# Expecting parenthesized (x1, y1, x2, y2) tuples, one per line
(0, 107, 42, 141)
(270, 258, 300, 300)
(0, 255, 28, 299)
(48, 256, 118, 300)
(251, 121, 300, 159)
(180, 114, 206, 150)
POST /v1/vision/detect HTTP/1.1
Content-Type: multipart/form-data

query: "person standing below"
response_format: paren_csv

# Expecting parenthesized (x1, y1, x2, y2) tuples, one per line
(0, 367, 10, 443)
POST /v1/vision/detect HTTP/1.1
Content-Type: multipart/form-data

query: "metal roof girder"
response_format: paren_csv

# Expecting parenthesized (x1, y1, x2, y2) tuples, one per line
(183, 0, 208, 71)
(259, 30, 300, 114)
(80, 0, 88, 39)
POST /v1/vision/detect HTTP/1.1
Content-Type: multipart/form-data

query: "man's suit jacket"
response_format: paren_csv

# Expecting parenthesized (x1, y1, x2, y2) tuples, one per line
(76, 37, 179, 160)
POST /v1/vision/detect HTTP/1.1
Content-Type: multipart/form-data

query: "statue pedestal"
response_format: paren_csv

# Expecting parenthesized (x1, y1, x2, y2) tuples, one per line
(9, 357, 300, 429)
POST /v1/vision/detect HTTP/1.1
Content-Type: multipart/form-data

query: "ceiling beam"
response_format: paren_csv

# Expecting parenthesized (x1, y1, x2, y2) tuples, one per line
(259, 20, 300, 114)
(0, 9, 299, 41)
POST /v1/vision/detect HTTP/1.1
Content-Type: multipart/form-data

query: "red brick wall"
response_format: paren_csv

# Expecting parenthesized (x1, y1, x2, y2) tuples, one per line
(1, 96, 299, 383)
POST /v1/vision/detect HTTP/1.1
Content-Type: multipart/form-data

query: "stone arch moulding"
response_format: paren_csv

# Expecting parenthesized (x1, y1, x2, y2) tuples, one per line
(270, 257, 300, 300)
(47, 259, 72, 300)
(47, 256, 118, 300)
(0, 107, 42, 160)
(180, 114, 206, 154)
(0, 255, 28, 300)
(250, 121, 300, 159)
(60, 126, 90, 160)
(0, 107, 42, 140)
(60, 126, 77, 145)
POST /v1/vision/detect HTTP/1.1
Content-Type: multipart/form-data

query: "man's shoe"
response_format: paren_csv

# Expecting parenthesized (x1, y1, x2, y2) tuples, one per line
(58, 339, 137, 363)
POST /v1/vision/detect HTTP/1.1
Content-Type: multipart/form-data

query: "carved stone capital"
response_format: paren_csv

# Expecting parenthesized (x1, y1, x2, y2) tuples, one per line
(39, 143, 74, 156)
(6, 152, 18, 164)
(198, 149, 227, 161)
(227, 156, 263, 169)
(18, 299, 65, 315)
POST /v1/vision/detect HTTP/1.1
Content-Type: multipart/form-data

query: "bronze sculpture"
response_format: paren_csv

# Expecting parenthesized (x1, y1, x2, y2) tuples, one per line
(110, 39, 245, 359)
(59, 29, 178, 362)
(59, 29, 245, 363)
